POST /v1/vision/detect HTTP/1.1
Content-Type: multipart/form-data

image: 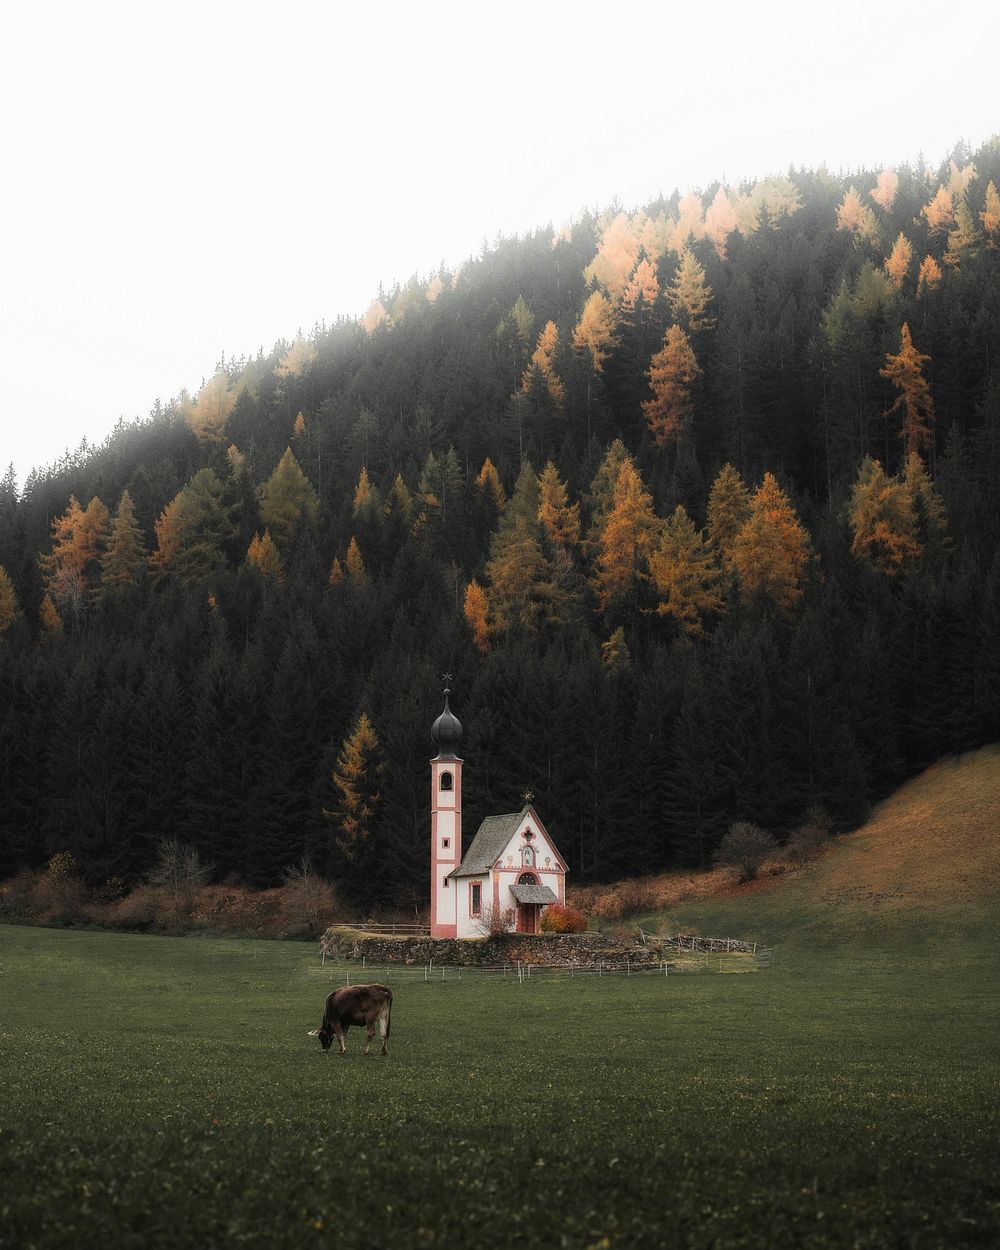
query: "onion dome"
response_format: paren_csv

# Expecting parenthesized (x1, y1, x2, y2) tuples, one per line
(431, 690, 463, 760)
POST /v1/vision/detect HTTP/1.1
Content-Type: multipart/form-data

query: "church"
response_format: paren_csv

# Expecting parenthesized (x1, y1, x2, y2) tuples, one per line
(428, 689, 567, 939)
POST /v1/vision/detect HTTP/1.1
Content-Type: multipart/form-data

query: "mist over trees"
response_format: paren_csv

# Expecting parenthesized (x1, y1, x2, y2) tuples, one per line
(2, 138, 1000, 908)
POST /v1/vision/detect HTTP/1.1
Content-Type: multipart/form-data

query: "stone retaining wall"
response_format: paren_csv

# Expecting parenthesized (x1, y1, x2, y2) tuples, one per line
(319, 927, 662, 967)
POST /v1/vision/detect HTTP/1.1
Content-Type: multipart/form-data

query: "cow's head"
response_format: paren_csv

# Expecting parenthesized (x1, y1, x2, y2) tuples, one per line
(307, 1025, 334, 1051)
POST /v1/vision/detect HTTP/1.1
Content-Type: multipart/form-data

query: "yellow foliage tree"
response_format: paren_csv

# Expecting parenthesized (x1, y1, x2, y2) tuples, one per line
(361, 300, 389, 334)
(916, 255, 943, 294)
(474, 457, 506, 512)
(537, 461, 581, 551)
(667, 249, 714, 332)
(583, 212, 641, 299)
(729, 473, 809, 612)
(944, 199, 980, 267)
(521, 321, 565, 411)
(704, 186, 739, 258)
(848, 458, 921, 573)
(592, 460, 661, 614)
(648, 506, 723, 637)
(620, 258, 659, 315)
(922, 185, 955, 235)
(837, 187, 879, 243)
(463, 579, 491, 651)
(884, 233, 914, 289)
(246, 530, 284, 583)
(274, 336, 318, 379)
(572, 290, 618, 374)
(345, 536, 366, 583)
(39, 593, 63, 642)
(981, 180, 1000, 243)
(642, 325, 700, 447)
(184, 373, 238, 442)
(707, 463, 751, 566)
(259, 448, 318, 545)
(668, 193, 705, 254)
(880, 324, 935, 456)
(40, 495, 111, 612)
(870, 169, 899, 211)
(327, 712, 382, 862)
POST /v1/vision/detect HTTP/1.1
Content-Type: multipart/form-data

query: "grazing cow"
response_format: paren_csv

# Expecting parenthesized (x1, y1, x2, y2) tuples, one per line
(308, 983, 393, 1056)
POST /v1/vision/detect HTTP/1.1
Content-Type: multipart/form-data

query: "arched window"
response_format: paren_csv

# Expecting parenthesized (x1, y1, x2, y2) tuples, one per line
(440, 771, 453, 792)
(521, 844, 536, 867)
(517, 872, 537, 886)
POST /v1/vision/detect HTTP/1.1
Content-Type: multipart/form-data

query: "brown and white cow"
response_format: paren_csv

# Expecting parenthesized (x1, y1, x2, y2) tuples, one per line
(308, 983, 393, 1056)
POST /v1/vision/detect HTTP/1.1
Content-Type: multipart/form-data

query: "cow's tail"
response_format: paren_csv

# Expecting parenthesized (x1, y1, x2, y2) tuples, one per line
(382, 989, 392, 1046)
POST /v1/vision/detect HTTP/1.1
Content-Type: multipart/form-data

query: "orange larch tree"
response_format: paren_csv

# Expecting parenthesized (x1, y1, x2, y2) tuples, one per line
(870, 169, 899, 211)
(592, 459, 661, 615)
(981, 180, 1000, 244)
(922, 185, 955, 236)
(572, 291, 617, 373)
(642, 325, 701, 447)
(521, 321, 565, 412)
(463, 579, 491, 651)
(707, 464, 751, 567)
(620, 258, 659, 316)
(729, 472, 810, 612)
(648, 505, 723, 637)
(916, 255, 943, 295)
(885, 233, 914, 290)
(880, 324, 935, 456)
(667, 249, 714, 332)
(537, 461, 581, 551)
(704, 187, 739, 258)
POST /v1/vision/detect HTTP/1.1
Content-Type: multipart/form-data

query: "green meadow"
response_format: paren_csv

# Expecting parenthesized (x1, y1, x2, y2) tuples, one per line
(1, 919, 998, 1250)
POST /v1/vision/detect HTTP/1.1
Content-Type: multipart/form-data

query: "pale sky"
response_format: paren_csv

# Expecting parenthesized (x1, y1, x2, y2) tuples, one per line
(2, 0, 997, 489)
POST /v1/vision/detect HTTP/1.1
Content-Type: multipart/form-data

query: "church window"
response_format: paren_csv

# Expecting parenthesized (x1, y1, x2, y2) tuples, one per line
(522, 844, 536, 867)
(442, 838, 450, 849)
(440, 772, 453, 792)
(517, 872, 537, 886)
(443, 877, 449, 888)
(470, 882, 482, 916)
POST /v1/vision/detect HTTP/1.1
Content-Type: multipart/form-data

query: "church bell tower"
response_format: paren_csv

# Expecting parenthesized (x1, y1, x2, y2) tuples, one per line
(429, 686, 462, 938)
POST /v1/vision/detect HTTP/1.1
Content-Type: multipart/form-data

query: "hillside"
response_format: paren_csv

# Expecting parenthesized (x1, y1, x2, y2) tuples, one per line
(671, 745, 1000, 948)
(2, 136, 1000, 907)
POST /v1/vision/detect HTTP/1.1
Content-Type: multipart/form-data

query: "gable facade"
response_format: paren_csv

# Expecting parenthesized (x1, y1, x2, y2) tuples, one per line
(449, 806, 566, 939)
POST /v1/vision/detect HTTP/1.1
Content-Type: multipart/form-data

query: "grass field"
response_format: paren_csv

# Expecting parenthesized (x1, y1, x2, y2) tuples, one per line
(3, 750, 1000, 1248)
(1, 920, 998, 1250)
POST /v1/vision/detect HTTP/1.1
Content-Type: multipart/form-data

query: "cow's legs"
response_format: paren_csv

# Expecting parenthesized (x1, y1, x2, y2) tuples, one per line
(378, 1008, 389, 1056)
(363, 1022, 376, 1056)
(333, 1022, 347, 1055)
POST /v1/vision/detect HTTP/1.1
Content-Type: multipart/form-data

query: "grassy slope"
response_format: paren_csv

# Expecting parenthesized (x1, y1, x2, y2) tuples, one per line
(667, 745, 1000, 957)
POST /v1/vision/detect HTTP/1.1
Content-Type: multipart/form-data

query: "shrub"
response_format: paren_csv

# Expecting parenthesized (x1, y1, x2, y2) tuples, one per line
(785, 821, 830, 867)
(540, 903, 587, 933)
(713, 821, 777, 883)
(473, 903, 515, 937)
(147, 839, 211, 913)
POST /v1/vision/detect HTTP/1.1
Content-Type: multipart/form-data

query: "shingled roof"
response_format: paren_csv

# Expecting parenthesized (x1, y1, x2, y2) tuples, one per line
(509, 882, 558, 905)
(448, 805, 533, 878)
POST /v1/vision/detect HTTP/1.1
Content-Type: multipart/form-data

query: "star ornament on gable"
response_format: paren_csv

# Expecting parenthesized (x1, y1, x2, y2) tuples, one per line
(522, 788, 534, 805)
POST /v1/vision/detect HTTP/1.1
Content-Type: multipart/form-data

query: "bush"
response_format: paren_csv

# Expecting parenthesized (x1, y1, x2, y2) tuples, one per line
(540, 903, 587, 933)
(713, 821, 777, 883)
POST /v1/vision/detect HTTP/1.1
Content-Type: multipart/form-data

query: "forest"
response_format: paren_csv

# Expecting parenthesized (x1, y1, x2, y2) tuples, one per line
(1, 138, 999, 911)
